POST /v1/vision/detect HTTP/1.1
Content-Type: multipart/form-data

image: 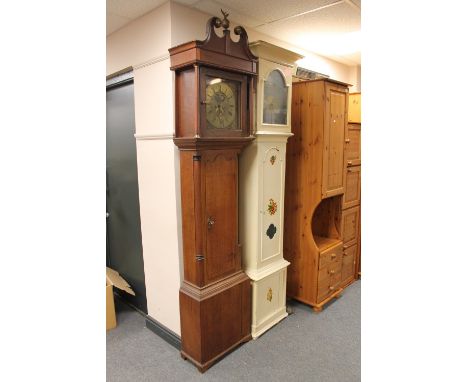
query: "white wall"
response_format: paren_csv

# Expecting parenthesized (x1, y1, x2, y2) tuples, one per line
(106, 0, 359, 336)
(348, 65, 361, 93)
(106, 2, 171, 74)
(107, 1, 182, 335)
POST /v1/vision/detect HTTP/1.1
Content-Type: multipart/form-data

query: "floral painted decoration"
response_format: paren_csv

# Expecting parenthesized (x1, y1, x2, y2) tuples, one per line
(267, 198, 278, 215)
(267, 288, 273, 302)
(270, 155, 276, 165)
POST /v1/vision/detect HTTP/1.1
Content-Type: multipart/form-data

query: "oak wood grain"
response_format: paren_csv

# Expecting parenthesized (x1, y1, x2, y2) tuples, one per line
(170, 14, 256, 372)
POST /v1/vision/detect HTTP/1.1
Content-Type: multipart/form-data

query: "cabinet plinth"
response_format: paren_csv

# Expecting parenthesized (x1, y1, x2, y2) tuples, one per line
(170, 15, 257, 371)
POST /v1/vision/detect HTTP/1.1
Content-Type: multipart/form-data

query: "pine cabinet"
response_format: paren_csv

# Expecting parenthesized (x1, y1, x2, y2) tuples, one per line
(284, 79, 350, 312)
(342, 94, 361, 282)
(239, 41, 302, 338)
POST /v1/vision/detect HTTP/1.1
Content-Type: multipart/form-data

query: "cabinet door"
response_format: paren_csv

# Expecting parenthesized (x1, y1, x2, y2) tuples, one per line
(343, 165, 361, 209)
(322, 84, 347, 198)
(204, 150, 240, 284)
(345, 123, 361, 166)
(341, 244, 357, 286)
(348, 93, 361, 123)
(342, 206, 359, 246)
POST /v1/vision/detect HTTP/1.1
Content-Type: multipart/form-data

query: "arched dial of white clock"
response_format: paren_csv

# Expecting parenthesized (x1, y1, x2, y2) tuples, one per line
(262, 69, 288, 125)
(205, 80, 237, 129)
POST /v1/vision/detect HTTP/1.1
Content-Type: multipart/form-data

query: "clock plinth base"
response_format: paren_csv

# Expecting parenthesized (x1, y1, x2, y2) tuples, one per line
(180, 334, 252, 373)
(179, 272, 252, 372)
(247, 264, 289, 339)
(252, 310, 288, 340)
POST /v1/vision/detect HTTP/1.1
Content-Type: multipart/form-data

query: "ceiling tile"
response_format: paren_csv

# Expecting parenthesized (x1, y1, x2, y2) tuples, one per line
(192, 0, 264, 28)
(256, 1, 360, 64)
(198, 0, 341, 25)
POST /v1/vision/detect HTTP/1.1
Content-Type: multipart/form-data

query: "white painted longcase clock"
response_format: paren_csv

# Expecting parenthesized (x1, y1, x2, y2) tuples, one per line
(240, 41, 303, 339)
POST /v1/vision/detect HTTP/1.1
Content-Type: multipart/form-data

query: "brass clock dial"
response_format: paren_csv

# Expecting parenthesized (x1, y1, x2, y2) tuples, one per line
(205, 79, 238, 129)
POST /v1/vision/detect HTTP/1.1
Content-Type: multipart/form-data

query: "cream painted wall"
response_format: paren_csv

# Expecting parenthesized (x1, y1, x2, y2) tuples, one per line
(106, 2, 171, 75)
(348, 65, 361, 93)
(133, 60, 173, 136)
(106, 0, 359, 336)
(107, 1, 182, 335)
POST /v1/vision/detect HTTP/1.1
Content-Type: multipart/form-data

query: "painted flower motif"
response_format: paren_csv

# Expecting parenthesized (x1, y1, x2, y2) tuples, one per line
(267, 198, 278, 215)
(267, 288, 273, 302)
(266, 223, 277, 239)
(270, 155, 276, 165)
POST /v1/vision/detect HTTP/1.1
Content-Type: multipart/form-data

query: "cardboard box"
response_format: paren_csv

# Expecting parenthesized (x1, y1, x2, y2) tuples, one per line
(106, 282, 117, 330)
(106, 267, 135, 331)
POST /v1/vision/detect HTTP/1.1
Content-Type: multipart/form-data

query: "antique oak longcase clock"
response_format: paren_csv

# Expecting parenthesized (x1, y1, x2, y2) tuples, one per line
(169, 12, 257, 372)
(239, 41, 302, 338)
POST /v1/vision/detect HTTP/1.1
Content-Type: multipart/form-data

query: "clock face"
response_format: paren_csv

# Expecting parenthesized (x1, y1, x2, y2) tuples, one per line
(263, 69, 288, 125)
(205, 78, 239, 130)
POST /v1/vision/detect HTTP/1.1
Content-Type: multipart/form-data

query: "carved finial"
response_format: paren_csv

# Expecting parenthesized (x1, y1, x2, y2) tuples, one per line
(220, 9, 230, 30)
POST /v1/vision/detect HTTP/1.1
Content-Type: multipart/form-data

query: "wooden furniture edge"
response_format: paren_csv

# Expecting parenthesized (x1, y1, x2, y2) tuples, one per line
(181, 333, 252, 373)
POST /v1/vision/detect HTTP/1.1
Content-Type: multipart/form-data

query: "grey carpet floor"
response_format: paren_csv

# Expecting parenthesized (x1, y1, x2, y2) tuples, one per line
(107, 280, 360, 382)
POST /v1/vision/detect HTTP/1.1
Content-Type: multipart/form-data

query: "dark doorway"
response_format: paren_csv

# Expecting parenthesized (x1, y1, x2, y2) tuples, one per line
(106, 72, 147, 313)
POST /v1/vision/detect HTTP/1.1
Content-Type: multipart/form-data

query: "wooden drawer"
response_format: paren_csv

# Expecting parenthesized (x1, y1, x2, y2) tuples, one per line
(344, 123, 360, 166)
(343, 165, 361, 209)
(342, 206, 359, 246)
(341, 244, 357, 286)
(318, 242, 343, 270)
(317, 260, 342, 301)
